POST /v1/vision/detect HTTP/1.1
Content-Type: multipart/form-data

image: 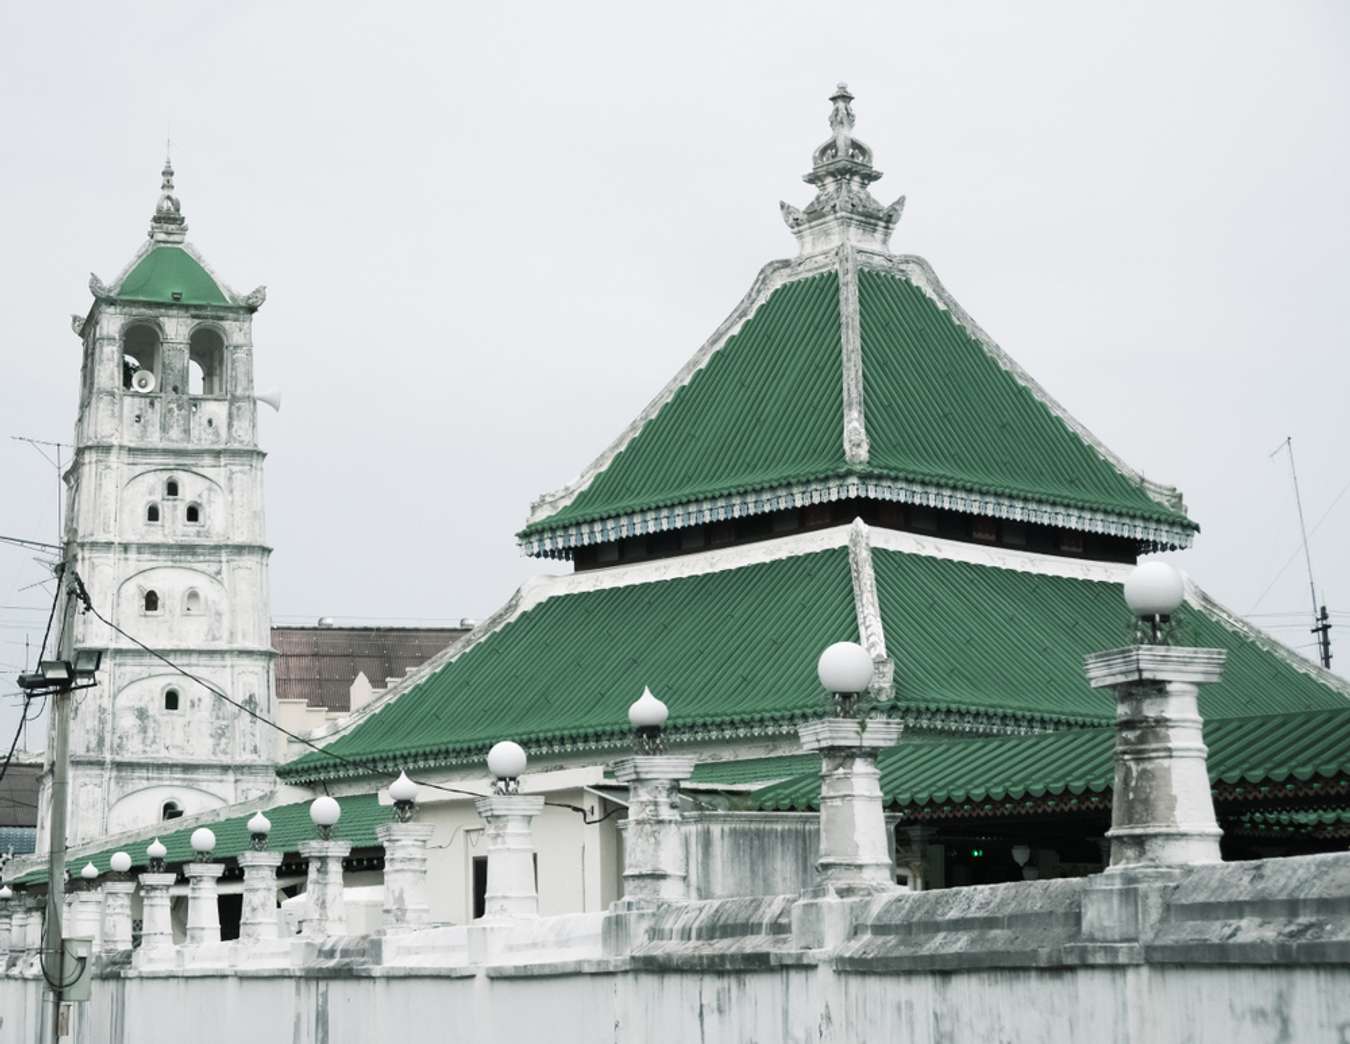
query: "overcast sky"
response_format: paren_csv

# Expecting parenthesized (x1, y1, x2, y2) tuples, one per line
(2, 2, 1348, 749)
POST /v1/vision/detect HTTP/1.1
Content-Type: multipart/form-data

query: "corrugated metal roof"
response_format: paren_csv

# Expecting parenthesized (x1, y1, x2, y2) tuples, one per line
(283, 547, 858, 780)
(273, 626, 466, 712)
(7, 794, 385, 886)
(754, 708, 1350, 812)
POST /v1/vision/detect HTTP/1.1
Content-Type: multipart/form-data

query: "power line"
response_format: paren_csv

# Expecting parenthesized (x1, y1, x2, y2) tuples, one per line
(72, 576, 488, 802)
(1250, 472, 1350, 613)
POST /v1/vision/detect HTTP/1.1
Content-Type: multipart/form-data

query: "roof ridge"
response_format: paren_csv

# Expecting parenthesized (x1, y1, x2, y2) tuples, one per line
(847, 519, 893, 699)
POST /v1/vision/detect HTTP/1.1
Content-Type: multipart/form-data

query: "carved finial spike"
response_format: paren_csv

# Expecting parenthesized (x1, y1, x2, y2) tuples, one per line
(149, 152, 187, 243)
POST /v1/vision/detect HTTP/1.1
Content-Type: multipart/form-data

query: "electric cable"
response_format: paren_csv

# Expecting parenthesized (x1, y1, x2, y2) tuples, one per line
(73, 575, 488, 802)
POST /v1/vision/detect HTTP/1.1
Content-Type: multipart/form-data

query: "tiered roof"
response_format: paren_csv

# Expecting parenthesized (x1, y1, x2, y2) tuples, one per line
(282, 523, 1349, 784)
(520, 86, 1194, 558)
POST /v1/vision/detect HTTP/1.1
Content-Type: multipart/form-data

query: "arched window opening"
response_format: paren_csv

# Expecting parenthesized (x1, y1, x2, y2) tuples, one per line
(164, 688, 180, 711)
(122, 325, 161, 390)
(165, 479, 179, 498)
(185, 504, 201, 524)
(143, 590, 159, 613)
(146, 504, 160, 523)
(188, 328, 225, 396)
(184, 590, 202, 614)
(161, 800, 183, 820)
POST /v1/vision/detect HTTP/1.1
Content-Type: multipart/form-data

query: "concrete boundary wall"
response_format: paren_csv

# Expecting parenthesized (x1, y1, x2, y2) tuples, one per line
(2, 853, 1348, 1043)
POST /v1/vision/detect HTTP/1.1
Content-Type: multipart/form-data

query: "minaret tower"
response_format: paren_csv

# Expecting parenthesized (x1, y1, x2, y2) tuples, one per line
(44, 159, 278, 845)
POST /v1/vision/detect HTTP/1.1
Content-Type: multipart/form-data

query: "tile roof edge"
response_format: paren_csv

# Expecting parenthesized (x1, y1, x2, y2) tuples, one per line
(275, 586, 532, 757)
(856, 251, 1191, 521)
(522, 252, 839, 529)
(1183, 576, 1350, 701)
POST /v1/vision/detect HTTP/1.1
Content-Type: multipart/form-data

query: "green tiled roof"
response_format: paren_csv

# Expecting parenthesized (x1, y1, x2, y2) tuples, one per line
(689, 754, 821, 787)
(6, 794, 384, 887)
(521, 266, 1194, 554)
(282, 548, 858, 781)
(116, 246, 231, 306)
(869, 549, 1347, 724)
(753, 708, 1350, 812)
(857, 271, 1183, 526)
(282, 537, 1349, 785)
(527, 273, 845, 532)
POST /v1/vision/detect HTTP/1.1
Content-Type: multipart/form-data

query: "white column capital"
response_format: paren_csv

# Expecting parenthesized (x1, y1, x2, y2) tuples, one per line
(611, 755, 696, 785)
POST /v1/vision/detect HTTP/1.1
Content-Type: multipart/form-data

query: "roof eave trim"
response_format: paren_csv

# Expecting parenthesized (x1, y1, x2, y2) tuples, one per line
(276, 703, 1087, 785)
(518, 473, 1197, 559)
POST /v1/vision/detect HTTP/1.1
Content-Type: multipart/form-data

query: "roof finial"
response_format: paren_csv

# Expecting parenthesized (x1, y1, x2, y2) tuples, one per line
(149, 150, 188, 244)
(778, 84, 905, 256)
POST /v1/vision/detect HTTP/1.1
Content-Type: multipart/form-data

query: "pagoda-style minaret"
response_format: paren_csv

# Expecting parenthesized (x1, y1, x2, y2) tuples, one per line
(42, 161, 278, 846)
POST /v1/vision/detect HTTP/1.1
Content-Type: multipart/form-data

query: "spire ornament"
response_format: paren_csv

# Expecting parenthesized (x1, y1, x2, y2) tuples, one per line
(149, 155, 188, 244)
(780, 84, 905, 256)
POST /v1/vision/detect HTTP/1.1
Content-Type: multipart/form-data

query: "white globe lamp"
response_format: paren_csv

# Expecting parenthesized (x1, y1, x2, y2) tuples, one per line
(487, 740, 527, 793)
(310, 795, 341, 839)
(1124, 561, 1186, 617)
(109, 851, 132, 875)
(817, 641, 875, 718)
(190, 827, 216, 857)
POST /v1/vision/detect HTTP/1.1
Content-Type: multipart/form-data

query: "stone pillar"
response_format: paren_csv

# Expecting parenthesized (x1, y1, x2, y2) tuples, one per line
(22, 898, 44, 962)
(0, 905, 12, 957)
(99, 880, 136, 952)
(137, 872, 178, 954)
(183, 863, 225, 944)
(611, 755, 696, 903)
(5, 905, 26, 965)
(375, 822, 434, 929)
(298, 840, 352, 938)
(474, 795, 545, 919)
(798, 717, 903, 894)
(1084, 645, 1226, 868)
(69, 887, 104, 948)
(897, 825, 938, 892)
(237, 851, 284, 942)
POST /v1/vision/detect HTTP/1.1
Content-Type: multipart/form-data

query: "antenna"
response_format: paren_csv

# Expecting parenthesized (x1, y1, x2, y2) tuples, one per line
(1270, 436, 1332, 669)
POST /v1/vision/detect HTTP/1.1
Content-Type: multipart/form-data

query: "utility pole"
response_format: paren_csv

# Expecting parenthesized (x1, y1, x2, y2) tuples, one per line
(17, 563, 100, 1044)
(1313, 604, 1333, 671)
(1272, 437, 1334, 670)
